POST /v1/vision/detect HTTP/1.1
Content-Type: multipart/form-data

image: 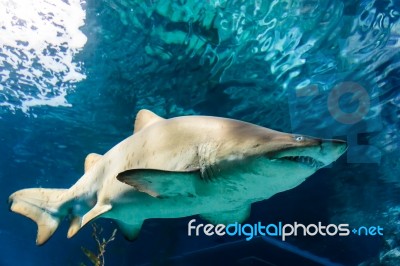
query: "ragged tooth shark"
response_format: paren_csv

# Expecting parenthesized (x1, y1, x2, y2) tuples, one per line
(9, 110, 347, 245)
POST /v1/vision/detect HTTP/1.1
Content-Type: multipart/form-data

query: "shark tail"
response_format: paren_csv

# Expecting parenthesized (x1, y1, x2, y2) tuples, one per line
(9, 188, 68, 245)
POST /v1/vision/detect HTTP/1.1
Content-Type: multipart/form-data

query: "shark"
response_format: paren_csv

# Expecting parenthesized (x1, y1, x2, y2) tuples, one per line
(9, 109, 347, 245)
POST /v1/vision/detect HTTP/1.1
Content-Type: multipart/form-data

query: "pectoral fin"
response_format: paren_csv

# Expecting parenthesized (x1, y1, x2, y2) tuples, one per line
(116, 169, 200, 198)
(200, 205, 251, 224)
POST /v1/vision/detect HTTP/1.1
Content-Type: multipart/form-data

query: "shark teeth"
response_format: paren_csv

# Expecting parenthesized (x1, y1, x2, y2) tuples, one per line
(280, 156, 324, 168)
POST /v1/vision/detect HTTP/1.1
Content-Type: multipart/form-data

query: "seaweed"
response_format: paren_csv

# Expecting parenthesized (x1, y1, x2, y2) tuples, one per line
(80, 223, 117, 266)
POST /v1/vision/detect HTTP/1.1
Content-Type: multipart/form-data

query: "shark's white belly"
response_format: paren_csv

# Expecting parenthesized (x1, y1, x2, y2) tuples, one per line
(101, 168, 306, 225)
(105, 187, 247, 223)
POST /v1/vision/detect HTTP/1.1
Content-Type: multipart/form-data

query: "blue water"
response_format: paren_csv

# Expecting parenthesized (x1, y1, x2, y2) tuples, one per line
(1, 0, 399, 265)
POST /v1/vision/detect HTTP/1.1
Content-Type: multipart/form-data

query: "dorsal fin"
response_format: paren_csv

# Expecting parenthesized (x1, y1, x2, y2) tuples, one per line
(134, 109, 164, 133)
(84, 153, 102, 172)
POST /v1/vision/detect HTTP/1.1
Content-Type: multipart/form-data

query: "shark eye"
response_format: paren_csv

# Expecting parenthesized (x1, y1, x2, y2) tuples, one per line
(295, 136, 304, 142)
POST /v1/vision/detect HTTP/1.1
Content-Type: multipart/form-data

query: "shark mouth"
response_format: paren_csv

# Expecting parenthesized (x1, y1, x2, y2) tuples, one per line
(278, 155, 325, 169)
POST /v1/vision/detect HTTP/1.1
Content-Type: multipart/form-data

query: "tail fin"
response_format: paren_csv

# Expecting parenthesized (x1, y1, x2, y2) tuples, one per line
(9, 188, 68, 245)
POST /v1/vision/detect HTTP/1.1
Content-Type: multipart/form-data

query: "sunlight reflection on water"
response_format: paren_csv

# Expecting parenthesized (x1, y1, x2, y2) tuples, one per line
(0, 0, 87, 113)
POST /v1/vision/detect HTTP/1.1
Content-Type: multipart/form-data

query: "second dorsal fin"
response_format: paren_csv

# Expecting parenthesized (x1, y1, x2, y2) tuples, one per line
(84, 153, 102, 172)
(133, 109, 164, 133)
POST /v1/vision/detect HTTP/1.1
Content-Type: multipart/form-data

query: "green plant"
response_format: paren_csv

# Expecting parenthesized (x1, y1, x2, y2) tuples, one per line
(81, 223, 117, 266)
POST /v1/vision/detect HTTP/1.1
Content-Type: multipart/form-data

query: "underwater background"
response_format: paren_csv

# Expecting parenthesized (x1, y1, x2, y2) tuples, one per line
(1, 0, 399, 265)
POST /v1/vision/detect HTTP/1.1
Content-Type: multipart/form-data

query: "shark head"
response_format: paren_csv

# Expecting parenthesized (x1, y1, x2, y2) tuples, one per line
(215, 126, 348, 197)
(265, 135, 347, 195)
(266, 134, 348, 170)
(218, 122, 347, 170)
